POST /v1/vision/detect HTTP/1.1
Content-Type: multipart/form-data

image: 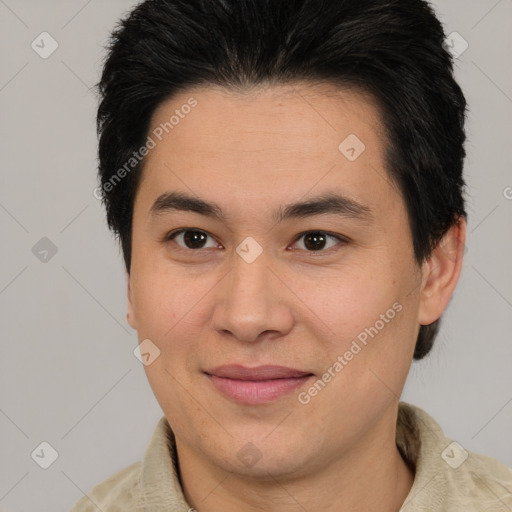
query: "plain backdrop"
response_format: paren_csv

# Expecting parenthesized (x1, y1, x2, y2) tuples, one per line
(0, 1, 511, 511)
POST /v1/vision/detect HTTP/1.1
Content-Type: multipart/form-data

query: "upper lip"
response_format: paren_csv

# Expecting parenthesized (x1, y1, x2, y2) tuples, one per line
(205, 364, 313, 381)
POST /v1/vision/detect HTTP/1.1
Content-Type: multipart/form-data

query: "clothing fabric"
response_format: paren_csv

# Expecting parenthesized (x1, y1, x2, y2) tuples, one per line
(70, 401, 512, 511)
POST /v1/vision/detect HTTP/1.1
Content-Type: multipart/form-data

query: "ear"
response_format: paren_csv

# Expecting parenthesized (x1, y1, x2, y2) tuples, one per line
(127, 273, 137, 330)
(417, 217, 466, 326)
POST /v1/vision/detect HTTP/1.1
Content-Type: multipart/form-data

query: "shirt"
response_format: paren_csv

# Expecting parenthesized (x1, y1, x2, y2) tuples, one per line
(70, 401, 512, 511)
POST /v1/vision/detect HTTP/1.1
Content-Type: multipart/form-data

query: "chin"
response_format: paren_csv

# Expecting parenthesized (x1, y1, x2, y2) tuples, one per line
(209, 432, 313, 480)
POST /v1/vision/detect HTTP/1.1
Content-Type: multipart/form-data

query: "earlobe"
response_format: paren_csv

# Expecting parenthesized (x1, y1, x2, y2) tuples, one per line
(417, 217, 466, 326)
(126, 274, 137, 330)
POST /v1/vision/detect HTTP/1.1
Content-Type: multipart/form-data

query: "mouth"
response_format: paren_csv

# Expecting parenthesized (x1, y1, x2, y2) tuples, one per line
(204, 364, 315, 405)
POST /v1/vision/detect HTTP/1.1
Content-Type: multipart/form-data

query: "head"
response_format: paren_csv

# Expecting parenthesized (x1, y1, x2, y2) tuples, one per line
(95, 0, 467, 479)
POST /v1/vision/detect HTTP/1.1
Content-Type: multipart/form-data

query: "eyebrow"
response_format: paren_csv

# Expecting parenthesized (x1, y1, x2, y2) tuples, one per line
(149, 191, 372, 223)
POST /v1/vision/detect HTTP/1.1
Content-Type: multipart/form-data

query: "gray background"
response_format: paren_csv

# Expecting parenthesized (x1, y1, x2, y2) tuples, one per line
(0, 1, 511, 511)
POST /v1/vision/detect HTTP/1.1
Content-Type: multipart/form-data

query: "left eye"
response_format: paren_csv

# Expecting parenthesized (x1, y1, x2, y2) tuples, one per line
(290, 231, 344, 252)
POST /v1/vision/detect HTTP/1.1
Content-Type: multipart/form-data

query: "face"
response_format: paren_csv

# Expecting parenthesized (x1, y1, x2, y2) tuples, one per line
(127, 83, 443, 478)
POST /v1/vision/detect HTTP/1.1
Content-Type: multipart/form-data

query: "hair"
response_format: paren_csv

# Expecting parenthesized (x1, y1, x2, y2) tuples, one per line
(95, 0, 467, 360)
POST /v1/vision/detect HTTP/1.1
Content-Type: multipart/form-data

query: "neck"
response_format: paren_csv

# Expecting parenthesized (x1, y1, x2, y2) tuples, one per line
(176, 406, 415, 512)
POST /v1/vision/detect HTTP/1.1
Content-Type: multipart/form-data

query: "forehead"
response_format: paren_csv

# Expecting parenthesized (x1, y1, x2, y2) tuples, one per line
(135, 82, 399, 220)
(149, 82, 385, 154)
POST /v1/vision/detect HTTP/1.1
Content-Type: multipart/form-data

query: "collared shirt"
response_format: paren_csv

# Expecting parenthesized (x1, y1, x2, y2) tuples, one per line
(70, 401, 512, 511)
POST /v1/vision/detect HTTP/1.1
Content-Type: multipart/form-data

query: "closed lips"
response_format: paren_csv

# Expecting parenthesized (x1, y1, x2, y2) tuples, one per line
(205, 364, 314, 380)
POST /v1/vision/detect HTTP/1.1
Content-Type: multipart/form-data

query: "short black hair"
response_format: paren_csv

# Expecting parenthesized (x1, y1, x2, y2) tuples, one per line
(95, 0, 467, 360)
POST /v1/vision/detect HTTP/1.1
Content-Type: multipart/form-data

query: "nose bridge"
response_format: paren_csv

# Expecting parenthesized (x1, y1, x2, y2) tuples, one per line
(225, 246, 273, 316)
(212, 243, 293, 342)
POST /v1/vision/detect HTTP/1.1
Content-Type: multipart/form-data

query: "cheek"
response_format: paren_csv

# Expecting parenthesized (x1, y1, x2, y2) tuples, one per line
(130, 262, 217, 365)
(309, 268, 394, 338)
(131, 259, 193, 327)
(312, 258, 419, 360)
(131, 267, 209, 411)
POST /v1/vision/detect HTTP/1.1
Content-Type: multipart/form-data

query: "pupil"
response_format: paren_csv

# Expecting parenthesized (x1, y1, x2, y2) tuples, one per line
(184, 230, 207, 249)
(304, 232, 326, 251)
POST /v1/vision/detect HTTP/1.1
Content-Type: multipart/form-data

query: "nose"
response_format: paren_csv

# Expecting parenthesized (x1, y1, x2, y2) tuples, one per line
(211, 247, 294, 343)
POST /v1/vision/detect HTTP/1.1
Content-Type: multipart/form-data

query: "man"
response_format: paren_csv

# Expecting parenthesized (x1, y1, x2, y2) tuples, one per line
(72, 0, 512, 510)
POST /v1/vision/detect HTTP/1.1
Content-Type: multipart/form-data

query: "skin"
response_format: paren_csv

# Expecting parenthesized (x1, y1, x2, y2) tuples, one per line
(126, 82, 466, 512)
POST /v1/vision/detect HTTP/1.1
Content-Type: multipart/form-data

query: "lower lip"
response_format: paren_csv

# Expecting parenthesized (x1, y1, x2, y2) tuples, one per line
(206, 374, 314, 405)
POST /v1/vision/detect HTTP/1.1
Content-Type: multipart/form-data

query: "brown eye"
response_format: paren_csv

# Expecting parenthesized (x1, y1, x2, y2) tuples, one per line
(167, 229, 218, 250)
(292, 231, 345, 252)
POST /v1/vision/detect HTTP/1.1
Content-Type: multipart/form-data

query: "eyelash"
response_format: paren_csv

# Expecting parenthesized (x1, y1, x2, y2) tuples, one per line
(163, 228, 349, 254)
